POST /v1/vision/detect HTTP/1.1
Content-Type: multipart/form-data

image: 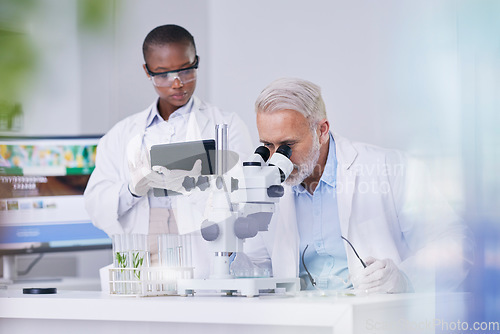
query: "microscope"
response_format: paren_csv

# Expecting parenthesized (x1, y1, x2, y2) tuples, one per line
(176, 124, 300, 297)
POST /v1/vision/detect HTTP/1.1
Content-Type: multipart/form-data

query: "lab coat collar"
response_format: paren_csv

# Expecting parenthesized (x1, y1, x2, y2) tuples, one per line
(331, 132, 357, 171)
(275, 185, 301, 277)
(331, 132, 358, 245)
(144, 99, 160, 128)
(190, 96, 210, 136)
(318, 133, 337, 188)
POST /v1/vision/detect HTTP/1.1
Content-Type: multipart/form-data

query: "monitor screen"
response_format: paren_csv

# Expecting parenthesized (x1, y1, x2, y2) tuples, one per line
(0, 136, 111, 255)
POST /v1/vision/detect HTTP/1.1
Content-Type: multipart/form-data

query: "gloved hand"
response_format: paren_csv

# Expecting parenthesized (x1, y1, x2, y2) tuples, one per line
(126, 135, 203, 197)
(351, 257, 409, 294)
(150, 159, 202, 195)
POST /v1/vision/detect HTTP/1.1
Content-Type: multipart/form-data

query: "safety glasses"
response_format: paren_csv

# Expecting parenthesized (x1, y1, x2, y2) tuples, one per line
(145, 56, 199, 87)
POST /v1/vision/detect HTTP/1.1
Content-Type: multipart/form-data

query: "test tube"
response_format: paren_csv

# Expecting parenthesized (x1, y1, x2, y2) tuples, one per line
(179, 234, 192, 268)
(112, 234, 130, 294)
(131, 234, 149, 294)
(156, 234, 194, 292)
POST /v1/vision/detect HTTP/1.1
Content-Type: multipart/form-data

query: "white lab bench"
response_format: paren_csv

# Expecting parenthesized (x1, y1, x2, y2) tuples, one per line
(0, 286, 466, 334)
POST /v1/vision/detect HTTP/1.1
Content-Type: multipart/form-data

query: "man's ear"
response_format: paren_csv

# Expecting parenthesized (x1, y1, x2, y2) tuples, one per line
(317, 119, 330, 144)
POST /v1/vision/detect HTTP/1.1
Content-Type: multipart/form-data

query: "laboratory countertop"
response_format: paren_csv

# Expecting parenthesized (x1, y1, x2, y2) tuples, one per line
(0, 289, 415, 320)
(0, 287, 469, 334)
(1, 277, 101, 291)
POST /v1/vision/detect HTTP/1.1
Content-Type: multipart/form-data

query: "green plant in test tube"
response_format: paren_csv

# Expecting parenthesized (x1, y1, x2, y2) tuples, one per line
(115, 252, 128, 272)
(132, 251, 144, 279)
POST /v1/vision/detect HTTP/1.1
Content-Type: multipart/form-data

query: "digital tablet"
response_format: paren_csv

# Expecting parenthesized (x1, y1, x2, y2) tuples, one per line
(150, 139, 216, 197)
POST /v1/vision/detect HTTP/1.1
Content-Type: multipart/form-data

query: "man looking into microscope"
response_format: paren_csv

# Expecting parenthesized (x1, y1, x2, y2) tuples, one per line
(244, 77, 473, 293)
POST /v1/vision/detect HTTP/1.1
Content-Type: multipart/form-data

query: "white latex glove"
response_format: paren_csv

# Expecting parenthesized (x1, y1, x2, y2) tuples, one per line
(126, 135, 154, 197)
(351, 257, 409, 294)
(150, 159, 203, 195)
(126, 134, 204, 196)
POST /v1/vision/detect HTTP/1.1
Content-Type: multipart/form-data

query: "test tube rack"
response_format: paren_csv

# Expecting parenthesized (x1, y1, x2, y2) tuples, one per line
(109, 233, 193, 297)
(108, 266, 193, 297)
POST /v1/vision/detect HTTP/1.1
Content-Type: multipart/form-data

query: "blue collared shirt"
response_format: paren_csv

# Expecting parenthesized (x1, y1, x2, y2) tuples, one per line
(144, 97, 194, 129)
(293, 134, 350, 290)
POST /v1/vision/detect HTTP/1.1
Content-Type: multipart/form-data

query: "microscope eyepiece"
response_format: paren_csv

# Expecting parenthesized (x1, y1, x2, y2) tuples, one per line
(276, 145, 292, 159)
(268, 145, 294, 183)
(243, 146, 270, 167)
(254, 146, 270, 162)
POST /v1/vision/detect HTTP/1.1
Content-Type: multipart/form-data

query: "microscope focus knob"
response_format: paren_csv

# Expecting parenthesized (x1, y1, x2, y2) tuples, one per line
(201, 220, 220, 241)
(267, 185, 285, 198)
(234, 217, 259, 239)
(196, 175, 210, 191)
(182, 176, 196, 191)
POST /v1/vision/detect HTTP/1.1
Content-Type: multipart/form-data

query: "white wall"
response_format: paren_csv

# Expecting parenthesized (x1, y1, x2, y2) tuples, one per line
(20, 0, 82, 135)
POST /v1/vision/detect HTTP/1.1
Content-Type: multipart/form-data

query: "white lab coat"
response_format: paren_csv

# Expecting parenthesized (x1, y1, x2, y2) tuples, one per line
(244, 133, 473, 292)
(84, 96, 252, 277)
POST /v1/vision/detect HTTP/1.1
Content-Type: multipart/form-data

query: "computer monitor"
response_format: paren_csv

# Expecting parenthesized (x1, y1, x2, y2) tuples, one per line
(0, 135, 111, 281)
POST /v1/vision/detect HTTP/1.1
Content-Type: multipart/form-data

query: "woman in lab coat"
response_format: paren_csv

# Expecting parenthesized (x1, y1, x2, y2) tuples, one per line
(84, 25, 252, 278)
(244, 78, 473, 293)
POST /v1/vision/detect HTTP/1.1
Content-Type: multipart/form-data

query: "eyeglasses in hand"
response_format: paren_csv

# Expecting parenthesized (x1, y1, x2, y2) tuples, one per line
(301, 236, 366, 290)
(341, 236, 367, 268)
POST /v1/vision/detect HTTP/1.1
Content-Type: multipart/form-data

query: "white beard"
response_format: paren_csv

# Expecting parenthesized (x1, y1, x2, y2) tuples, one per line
(285, 132, 321, 186)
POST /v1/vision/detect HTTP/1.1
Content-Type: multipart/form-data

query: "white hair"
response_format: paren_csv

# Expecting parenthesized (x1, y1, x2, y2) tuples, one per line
(254, 77, 327, 130)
